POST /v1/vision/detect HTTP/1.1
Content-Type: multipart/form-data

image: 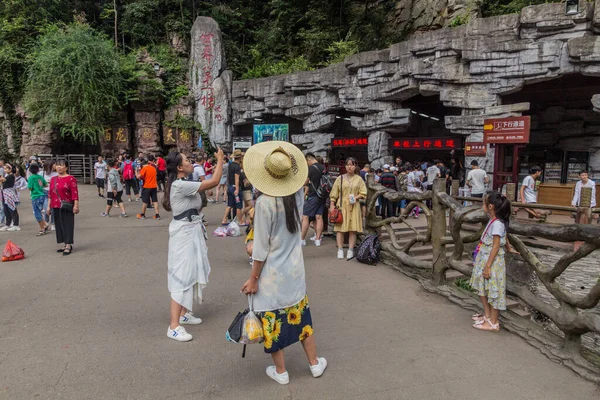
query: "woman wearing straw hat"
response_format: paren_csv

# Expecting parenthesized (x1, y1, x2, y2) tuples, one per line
(241, 141, 327, 385)
(162, 148, 225, 342)
(329, 157, 368, 259)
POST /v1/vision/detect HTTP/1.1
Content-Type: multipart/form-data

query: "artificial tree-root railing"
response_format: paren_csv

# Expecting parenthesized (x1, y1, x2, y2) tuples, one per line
(443, 185, 600, 363)
(366, 177, 434, 267)
(367, 178, 600, 379)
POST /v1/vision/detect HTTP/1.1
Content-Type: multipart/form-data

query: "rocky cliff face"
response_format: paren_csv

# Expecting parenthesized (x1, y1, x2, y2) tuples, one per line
(389, 0, 478, 33)
(232, 0, 600, 177)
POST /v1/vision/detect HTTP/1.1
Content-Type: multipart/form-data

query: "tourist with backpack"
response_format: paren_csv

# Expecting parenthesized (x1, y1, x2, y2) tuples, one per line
(301, 153, 329, 247)
(122, 155, 140, 202)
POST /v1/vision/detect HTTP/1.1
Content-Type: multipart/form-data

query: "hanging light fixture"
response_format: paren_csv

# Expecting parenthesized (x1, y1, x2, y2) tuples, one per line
(566, 0, 579, 15)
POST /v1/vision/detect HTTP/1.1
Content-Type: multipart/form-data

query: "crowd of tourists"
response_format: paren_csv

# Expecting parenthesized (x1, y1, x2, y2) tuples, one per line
(8, 143, 597, 386)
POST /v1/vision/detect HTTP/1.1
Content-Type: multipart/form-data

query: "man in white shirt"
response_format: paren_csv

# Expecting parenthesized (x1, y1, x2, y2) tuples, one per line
(572, 170, 596, 224)
(94, 156, 108, 199)
(190, 156, 206, 182)
(519, 165, 546, 219)
(426, 161, 441, 190)
(466, 160, 489, 198)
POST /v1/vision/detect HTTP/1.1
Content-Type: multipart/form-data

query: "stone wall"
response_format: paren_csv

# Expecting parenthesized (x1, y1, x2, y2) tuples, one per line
(164, 96, 196, 154)
(131, 102, 162, 155)
(232, 0, 600, 177)
(15, 105, 56, 157)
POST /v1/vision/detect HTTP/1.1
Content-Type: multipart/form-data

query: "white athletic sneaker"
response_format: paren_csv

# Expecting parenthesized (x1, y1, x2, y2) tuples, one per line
(314, 239, 322, 247)
(309, 235, 317, 241)
(7, 226, 20, 232)
(179, 312, 202, 325)
(101, 213, 109, 217)
(167, 325, 192, 342)
(346, 250, 354, 259)
(50, 225, 56, 231)
(310, 357, 328, 378)
(337, 248, 344, 259)
(0, 225, 9, 232)
(301, 240, 307, 247)
(266, 366, 289, 385)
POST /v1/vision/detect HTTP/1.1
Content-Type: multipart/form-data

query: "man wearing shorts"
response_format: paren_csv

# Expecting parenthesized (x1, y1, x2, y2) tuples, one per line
(94, 156, 107, 198)
(102, 159, 128, 218)
(221, 150, 243, 225)
(136, 154, 161, 220)
(301, 153, 326, 247)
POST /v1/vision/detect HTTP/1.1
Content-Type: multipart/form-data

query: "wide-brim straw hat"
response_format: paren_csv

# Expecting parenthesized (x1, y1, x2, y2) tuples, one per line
(243, 141, 308, 197)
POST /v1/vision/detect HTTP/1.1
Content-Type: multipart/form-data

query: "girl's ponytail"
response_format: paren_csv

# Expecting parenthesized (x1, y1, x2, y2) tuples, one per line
(487, 191, 511, 229)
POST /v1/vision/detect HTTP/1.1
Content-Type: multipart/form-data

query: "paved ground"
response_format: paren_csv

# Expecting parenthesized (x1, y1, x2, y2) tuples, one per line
(1, 186, 599, 400)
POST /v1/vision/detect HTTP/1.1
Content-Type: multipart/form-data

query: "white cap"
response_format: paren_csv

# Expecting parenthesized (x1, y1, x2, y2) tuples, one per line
(383, 164, 390, 169)
(390, 166, 398, 172)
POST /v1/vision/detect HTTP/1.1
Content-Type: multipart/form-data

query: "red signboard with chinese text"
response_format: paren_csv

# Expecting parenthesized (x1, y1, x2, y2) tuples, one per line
(332, 137, 368, 147)
(483, 116, 531, 144)
(390, 138, 459, 150)
(465, 142, 487, 156)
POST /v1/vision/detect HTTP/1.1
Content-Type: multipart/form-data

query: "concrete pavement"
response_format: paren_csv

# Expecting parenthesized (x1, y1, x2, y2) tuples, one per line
(0, 186, 598, 399)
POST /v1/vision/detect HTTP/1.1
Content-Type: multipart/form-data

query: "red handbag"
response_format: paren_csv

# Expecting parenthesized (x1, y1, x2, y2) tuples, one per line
(329, 175, 343, 224)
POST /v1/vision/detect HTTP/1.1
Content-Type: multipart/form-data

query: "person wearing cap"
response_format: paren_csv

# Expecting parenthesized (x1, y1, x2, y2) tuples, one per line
(221, 149, 244, 225)
(241, 141, 327, 385)
(162, 148, 225, 342)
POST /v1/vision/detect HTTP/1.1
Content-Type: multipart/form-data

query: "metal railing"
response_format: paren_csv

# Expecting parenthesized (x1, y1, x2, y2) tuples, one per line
(37, 154, 98, 184)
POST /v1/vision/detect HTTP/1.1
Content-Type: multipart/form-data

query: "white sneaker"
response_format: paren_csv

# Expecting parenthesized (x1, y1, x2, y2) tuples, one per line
(314, 239, 322, 247)
(309, 235, 317, 241)
(128, 198, 132, 202)
(310, 357, 328, 378)
(266, 366, 289, 385)
(167, 325, 192, 342)
(346, 250, 354, 259)
(0, 225, 9, 232)
(179, 312, 202, 325)
(50, 225, 56, 231)
(7, 226, 20, 232)
(337, 248, 344, 259)
(101, 213, 109, 217)
(301, 240, 306, 247)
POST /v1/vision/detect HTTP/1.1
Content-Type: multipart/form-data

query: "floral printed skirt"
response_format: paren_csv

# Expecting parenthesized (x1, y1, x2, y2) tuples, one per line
(257, 294, 314, 354)
(469, 245, 507, 310)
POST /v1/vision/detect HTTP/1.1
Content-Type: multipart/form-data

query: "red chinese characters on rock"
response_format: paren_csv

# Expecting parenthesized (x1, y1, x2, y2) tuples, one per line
(391, 138, 458, 150)
(332, 137, 368, 147)
(199, 33, 224, 123)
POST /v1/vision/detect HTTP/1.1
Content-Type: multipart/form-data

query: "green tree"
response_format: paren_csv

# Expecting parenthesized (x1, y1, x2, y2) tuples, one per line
(22, 23, 129, 142)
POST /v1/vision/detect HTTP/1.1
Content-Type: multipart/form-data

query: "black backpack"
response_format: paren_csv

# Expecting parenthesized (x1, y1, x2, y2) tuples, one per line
(355, 234, 381, 265)
(310, 165, 334, 200)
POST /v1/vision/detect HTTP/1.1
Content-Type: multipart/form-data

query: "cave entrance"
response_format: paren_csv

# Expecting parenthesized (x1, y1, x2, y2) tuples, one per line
(393, 94, 463, 168)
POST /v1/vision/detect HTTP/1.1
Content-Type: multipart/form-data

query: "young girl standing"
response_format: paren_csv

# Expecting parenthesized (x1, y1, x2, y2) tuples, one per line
(470, 191, 515, 332)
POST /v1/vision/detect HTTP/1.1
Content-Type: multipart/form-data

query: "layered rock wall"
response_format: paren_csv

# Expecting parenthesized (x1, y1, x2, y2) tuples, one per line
(232, 0, 600, 176)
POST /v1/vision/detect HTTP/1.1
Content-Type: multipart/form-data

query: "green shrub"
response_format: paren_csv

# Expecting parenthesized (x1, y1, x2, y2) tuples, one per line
(22, 23, 127, 143)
